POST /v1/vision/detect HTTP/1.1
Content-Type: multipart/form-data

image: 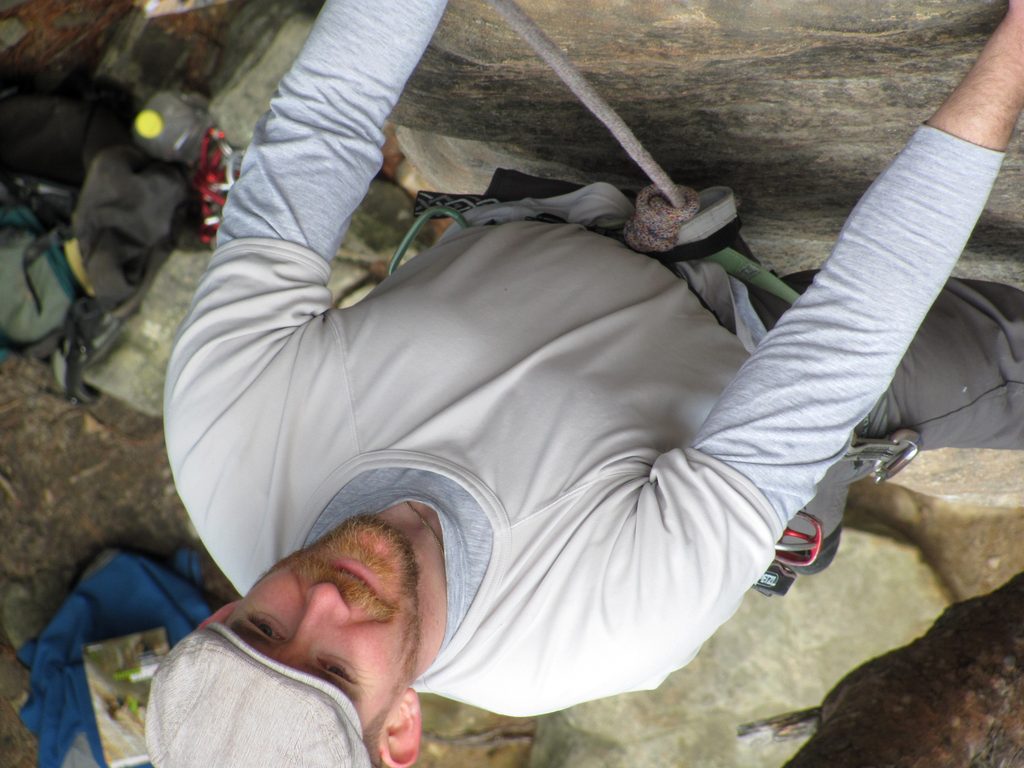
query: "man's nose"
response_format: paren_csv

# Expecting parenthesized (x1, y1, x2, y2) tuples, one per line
(302, 581, 353, 629)
(272, 582, 352, 670)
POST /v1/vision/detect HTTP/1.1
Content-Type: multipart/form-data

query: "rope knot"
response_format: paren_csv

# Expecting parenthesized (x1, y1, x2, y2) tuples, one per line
(623, 183, 700, 253)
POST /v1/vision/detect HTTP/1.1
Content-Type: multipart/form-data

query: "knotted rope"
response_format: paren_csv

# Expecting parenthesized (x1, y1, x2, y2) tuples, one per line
(485, 0, 698, 251)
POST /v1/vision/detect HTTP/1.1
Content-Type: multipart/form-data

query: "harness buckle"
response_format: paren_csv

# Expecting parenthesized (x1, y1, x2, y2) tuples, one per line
(844, 428, 921, 483)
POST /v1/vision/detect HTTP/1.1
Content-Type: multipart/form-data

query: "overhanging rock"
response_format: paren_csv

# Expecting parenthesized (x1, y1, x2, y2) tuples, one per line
(394, 0, 1023, 282)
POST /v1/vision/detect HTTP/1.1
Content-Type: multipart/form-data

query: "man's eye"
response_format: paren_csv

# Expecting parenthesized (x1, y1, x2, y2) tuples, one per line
(250, 617, 278, 639)
(325, 663, 353, 684)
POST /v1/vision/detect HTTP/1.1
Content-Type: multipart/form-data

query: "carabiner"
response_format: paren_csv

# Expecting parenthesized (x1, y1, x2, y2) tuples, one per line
(774, 511, 823, 567)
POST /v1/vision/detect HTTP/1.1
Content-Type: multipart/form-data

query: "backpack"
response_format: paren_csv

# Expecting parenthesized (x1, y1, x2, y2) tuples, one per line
(0, 85, 189, 402)
(0, 204, 77, 358)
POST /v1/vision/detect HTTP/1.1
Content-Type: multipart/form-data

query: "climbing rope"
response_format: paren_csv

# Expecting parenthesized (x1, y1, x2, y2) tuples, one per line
(484, 0, 690, 215)
(401, 1, 800, 306)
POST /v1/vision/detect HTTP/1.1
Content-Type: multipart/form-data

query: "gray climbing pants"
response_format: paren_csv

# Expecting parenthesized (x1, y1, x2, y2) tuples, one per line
(752, 274, 1024, 549)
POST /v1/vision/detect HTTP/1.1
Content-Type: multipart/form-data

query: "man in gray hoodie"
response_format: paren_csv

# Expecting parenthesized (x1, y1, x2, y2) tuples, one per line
(146, 1, 1024, 766)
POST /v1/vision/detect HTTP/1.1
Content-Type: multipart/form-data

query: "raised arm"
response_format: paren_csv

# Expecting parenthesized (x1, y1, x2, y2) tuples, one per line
(163, 0, 448, 584)
(692, 6, 1023, 531)
(927, 0, 1024, 151)
(218, 0, 449, 258)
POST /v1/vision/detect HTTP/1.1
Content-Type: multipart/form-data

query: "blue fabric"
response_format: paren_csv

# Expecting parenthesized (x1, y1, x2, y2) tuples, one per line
(17, 549, 211, 768)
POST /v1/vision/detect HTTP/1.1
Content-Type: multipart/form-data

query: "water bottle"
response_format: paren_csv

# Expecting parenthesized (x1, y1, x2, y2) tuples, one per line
(132, 91, 212, 165)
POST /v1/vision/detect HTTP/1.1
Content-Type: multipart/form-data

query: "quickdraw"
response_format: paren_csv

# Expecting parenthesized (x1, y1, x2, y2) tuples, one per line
(192, 127, 242, 244)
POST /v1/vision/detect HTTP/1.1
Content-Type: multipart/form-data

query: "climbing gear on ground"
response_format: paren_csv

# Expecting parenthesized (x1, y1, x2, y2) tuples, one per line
(192, 127, 242, 244)
(0, 88, 132, 188)
(132, 91, 212, 165)
(0, 205, 77, 360)
(0, 84, 188, 401)
(51, 297, 125, 404)
(131, 91, 241, 244)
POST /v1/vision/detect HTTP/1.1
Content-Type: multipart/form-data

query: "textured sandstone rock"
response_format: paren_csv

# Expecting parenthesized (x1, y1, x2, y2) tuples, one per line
(890, 447, 1024, 509)
(394, 0, 1023, 283)
(209, 12, 317, 147)
(84, 246, 213, 417)
(847, 479, 1024, 602)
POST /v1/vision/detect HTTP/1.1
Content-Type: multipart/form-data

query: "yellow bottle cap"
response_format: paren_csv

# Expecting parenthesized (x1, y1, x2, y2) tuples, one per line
(134, 109, 165, 140)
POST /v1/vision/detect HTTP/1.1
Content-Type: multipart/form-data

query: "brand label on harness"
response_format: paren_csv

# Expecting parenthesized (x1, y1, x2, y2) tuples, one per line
(758, 572, 779, 588)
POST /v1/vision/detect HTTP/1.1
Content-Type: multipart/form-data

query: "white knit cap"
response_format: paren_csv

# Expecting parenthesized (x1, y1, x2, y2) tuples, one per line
(146, 623, 372, 768)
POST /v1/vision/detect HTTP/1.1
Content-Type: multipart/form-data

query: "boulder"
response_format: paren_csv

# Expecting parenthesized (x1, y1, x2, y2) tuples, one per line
(84, 246, 213, 418)
(394, 0, 1023, 283)
(784, 571, 1024, 768)
(209, 9, 318, 147)
(847, 479, 1024, 602)
(889, 447, 1024, 509)
(528, 529, 950, 768)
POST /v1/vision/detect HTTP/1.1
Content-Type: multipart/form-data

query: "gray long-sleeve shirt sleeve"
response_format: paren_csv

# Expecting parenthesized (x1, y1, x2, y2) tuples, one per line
(694, 127, 1004, 528)
(217, 0, 449, 259)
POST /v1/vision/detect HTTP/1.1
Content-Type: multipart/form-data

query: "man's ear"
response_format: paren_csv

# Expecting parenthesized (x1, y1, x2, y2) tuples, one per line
(199, 600, 239, 629)
(378, 688, 422, 768)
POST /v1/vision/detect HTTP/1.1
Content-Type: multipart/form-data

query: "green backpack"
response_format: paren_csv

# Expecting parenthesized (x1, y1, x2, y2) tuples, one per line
(0, 204, 77, 360)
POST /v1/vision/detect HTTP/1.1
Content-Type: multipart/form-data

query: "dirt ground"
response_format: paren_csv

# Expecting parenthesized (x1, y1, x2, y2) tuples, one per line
(0, 355, 239, 767)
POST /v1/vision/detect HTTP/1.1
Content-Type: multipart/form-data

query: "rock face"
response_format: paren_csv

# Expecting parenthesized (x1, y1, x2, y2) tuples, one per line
(847, 479, 1024, 603)
(785, 570, 1024, 768)
(208, 9, 318, 147)
(84, 246, 212, 417)
(394, 0, 1023, 282)
(528, 529, 950, 768)
(890, 447, 1024, 509)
